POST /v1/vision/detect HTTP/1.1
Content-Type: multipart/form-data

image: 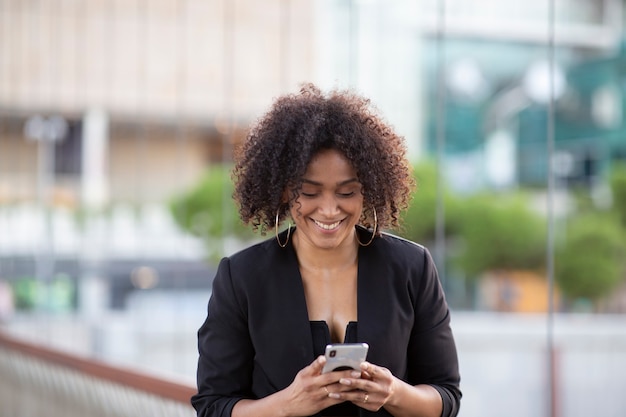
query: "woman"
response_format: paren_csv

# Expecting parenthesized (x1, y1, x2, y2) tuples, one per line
(192, 84, 461, 417)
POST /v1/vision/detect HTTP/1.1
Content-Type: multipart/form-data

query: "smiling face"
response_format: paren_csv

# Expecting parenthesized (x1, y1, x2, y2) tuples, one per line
(289, 148, 364, 251)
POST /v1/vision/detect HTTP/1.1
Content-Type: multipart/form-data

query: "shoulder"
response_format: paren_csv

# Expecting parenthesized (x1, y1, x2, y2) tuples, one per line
(367, 232, 439, 291)
(374, 231, 431, 263)
(377, 231, 426, 251)
(373, 234, 447, 314)
(218, 233, 296, 286)
(210, 237, 277, 302)
(228, 235, 278, 262)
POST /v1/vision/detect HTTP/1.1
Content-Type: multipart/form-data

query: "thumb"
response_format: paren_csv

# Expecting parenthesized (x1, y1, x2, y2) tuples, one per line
(309, 355, 326, 375)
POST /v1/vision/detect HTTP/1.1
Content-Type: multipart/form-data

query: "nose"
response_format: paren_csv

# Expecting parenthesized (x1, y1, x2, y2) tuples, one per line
(318, 193, 340, 217)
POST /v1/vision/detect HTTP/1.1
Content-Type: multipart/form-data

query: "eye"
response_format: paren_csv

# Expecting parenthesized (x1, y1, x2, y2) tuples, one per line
(300, 192, 318, 198)
(338, 191, 355, 197)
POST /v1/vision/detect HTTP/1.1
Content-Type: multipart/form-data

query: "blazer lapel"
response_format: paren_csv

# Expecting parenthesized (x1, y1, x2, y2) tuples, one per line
(262, 240, 316, 390)
(356, 239, 391, 369)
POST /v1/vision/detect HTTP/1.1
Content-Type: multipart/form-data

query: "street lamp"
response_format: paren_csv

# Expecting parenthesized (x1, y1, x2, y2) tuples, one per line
(24, 114, 68, 311)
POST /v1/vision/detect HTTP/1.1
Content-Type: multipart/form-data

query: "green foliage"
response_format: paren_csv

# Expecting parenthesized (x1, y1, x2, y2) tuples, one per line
(169, 165, 254, 258)
(169, 160, 625, 305)
(400, 162, 546, 280)
(454, 193, 546, 278)
(12, 277, 39, 310)
(399, 162, 463, 242)
(10, 276, 75, 312)
(555, 213, 625, 302)
(610, 162, 626, 228)
(552, 162, 626, 304)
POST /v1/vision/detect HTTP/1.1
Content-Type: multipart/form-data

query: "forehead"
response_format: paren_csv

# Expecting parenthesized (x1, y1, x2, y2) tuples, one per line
(304, 149, 358, 181)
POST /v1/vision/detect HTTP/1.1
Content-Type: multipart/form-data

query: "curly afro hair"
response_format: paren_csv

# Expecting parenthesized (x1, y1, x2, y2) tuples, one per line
(232, 83, 415, 235)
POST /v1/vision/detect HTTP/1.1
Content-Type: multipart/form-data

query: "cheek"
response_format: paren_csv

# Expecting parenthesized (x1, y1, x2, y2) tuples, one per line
(348, 198, 365, 213)
(288, 201, 306, 219)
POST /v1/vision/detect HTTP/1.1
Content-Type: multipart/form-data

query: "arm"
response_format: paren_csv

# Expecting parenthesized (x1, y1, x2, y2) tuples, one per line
(404, 248, 461, 417)
(334, 247, 461, 417)
(382, 380, 443, 417)
(191, 258, 254, 417)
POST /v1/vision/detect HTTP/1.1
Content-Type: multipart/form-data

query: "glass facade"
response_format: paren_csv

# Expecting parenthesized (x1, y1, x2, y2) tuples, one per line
(0, 1, 625, 416)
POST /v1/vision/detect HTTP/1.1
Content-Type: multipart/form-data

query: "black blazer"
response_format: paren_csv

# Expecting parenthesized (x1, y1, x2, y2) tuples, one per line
(192, 229, 461, 417)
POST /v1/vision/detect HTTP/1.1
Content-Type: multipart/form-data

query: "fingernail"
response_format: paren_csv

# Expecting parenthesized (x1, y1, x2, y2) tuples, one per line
(350, 371, 361, 378)
(329, 393, 341, 399)
(339, 378, 351, 385)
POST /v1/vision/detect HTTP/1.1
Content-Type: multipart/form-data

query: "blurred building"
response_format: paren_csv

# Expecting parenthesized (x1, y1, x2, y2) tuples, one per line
(0, 0, 317, 205)
(0, 0, 624, 313)
(420, 0, 625, 191)
(0, 0, 319, 311)
(1, 3, 626, 415)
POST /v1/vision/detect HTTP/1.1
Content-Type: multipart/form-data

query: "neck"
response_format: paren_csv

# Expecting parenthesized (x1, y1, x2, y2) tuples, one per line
(292, 230, 359, 273)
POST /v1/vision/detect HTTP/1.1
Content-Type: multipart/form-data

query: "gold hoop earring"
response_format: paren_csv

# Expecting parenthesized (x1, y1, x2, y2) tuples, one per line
(275, 211, 291, 248)
(356, 207, 377, 247)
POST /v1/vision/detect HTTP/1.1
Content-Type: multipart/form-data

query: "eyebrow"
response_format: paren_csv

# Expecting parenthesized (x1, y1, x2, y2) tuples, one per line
(301, 178, 360, 187)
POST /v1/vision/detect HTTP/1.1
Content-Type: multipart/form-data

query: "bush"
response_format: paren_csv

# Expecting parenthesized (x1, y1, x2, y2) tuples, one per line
(610, 162, 626, 228)
(169, 166, 254, 258)
(454, 193, 546, 279)
(555, 213, 625, 302)
(399, 162, 463, 242)
(399, 162, 546, 280)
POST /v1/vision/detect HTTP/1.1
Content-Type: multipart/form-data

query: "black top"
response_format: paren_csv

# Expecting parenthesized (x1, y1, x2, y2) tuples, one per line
(192, 229, 461, 417)
(311, 321, 359, 416)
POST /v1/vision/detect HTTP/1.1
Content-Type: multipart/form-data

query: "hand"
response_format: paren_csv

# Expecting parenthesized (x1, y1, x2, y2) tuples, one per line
(281, 356, 358, 416)
(335, 361, 396, 412)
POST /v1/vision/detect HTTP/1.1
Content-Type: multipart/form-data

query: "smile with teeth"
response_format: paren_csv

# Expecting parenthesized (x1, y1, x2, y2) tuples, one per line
(313, 219, 342, 230)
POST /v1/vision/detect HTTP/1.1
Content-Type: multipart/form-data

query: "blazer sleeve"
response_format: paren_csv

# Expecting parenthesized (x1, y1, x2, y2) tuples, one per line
(191, 257, 253, 417)
(407, 248, 461, 417)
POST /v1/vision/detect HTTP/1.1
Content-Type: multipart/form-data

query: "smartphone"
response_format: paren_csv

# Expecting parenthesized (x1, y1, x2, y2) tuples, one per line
(322, 343, 369, 373)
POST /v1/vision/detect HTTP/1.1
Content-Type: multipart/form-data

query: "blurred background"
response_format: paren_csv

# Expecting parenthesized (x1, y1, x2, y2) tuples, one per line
(0, 0, 625, 416)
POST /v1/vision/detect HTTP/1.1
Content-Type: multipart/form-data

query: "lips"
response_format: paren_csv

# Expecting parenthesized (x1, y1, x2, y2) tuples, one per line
(313, 219, 342, 230)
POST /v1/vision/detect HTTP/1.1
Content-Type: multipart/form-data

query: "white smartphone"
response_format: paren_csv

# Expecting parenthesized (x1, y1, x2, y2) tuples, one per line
(322, 343, 369, 373)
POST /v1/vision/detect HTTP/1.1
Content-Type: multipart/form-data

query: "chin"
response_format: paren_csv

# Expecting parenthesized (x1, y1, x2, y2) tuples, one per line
(314, 233, 352, 249)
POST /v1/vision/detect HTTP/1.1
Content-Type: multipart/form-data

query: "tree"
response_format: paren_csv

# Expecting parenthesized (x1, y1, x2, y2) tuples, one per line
(454, 193, 546, 279)
(555, 213, 625, 303)
(610, 162, 626, 228)
(400, 162, 546, 279)
(169, 165, 255, 260)
(553, 162, 626, 307)
(398, 161, 463, 243)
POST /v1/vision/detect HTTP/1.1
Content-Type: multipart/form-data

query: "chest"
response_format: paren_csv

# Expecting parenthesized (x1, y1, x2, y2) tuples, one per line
(300, 265, 358, 343)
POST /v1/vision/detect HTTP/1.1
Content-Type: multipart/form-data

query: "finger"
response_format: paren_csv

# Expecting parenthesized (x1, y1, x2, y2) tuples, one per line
(353, 362, 370, 381)
(360, 370, 373, 380)
(333, 389, 374, 408)
(338, 377, 370, 391)
(338, 377, 371, 392)
(310, 355, 326, 375)
(326, 381, 361, 393)
(319, 368, 361, 386)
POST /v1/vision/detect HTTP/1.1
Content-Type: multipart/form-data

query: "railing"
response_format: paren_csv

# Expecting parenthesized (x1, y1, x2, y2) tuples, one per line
(3, 313, 626, 417)
(0, 330, 197, 417)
